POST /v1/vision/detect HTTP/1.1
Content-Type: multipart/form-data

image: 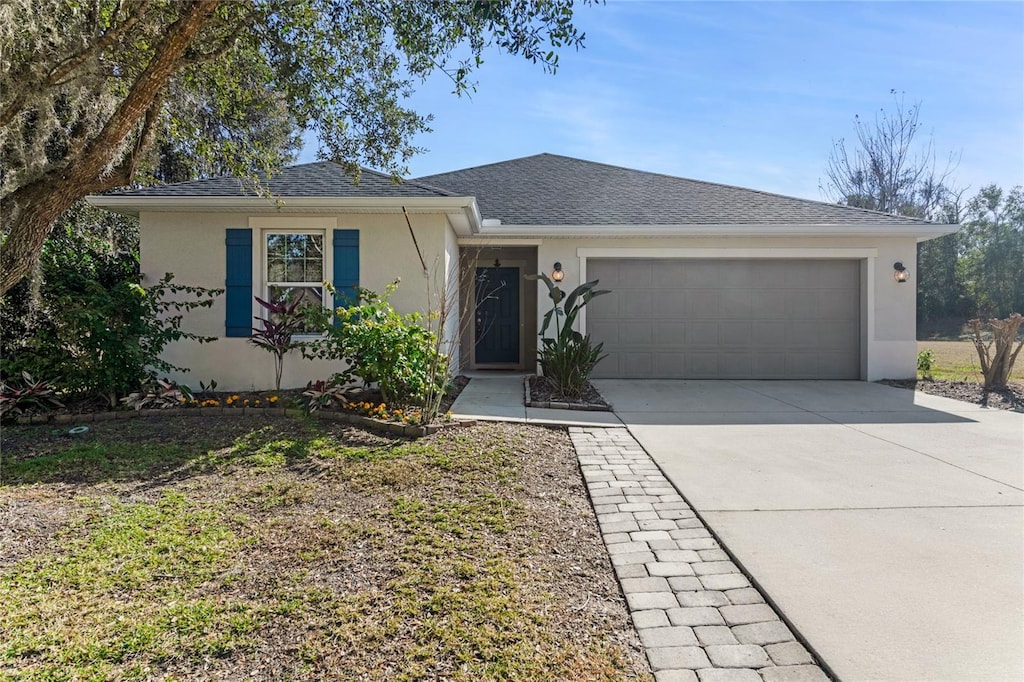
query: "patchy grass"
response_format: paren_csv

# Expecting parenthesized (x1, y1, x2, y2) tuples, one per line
(0, 416, 649, 680)
(917, 340, 1024, 382)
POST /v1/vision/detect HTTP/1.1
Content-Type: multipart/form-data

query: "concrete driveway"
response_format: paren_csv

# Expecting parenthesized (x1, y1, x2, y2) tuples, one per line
(595, 380, 1024, 682)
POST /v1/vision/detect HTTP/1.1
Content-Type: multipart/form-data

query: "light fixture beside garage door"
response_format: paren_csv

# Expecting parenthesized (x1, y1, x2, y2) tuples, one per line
(893, 262, 910, 283)
(551, 262, 565, 282)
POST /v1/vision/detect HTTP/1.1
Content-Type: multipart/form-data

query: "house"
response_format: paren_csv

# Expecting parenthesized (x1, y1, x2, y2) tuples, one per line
(87, 153, 958, 390)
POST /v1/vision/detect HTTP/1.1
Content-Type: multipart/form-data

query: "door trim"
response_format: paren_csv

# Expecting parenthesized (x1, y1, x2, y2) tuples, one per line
(470, 260, 526, 370)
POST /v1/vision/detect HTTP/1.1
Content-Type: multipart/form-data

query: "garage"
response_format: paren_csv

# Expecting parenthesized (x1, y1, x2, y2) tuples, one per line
(586, 258, 862, 379)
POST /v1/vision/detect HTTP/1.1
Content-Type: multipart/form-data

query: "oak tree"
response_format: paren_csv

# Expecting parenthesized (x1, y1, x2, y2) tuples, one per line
(0, 0, 592, 295)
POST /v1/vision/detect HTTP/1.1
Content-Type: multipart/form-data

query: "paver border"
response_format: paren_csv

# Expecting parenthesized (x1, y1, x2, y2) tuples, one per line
(570, 426, 833, 682)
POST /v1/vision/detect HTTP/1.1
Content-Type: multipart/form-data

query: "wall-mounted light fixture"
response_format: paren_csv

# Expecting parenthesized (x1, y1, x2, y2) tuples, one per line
(893, 262, 910, 283)
(551, 262, 565, 282)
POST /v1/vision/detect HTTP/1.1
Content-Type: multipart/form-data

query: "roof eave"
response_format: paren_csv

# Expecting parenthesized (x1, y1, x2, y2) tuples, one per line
(85, 195, 483, 234)
(470, 223, 959, 240)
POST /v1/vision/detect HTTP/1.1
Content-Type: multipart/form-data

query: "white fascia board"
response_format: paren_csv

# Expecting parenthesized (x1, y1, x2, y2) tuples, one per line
(474, 223, 960, 240)
(85, 195, 482, 233)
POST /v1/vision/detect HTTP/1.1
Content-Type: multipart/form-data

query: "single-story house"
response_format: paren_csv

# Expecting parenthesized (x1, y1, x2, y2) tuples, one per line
(87, 153, 958, 390)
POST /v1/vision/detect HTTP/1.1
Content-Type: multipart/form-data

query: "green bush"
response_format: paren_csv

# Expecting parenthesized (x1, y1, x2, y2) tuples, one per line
(917, 348, 935, 379)
(526, 273, 609, 399)
(302, 280, 448, 410)
(1, 227, 220, 407)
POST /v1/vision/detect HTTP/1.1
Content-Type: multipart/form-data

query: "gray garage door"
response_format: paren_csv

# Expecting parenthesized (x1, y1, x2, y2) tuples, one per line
(587, 259, 861, 379)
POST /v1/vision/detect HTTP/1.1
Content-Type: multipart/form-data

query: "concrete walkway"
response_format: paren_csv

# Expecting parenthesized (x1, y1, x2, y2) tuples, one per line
(450, 375, 622, 427)
(596, 380, 1024, 682)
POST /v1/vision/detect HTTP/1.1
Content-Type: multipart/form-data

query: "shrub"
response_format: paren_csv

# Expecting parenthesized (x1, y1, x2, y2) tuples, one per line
(967, 314, 1024, 389)
(302, 280, 448, 409)
(525, 273, 609, 399)
(0, 227, 220, 407)
(917, 349, 935, 379)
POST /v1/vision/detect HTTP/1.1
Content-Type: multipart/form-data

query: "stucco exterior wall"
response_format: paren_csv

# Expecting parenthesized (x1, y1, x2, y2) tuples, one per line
(527, 235, 919, 381)
(140, 210, 453, 390)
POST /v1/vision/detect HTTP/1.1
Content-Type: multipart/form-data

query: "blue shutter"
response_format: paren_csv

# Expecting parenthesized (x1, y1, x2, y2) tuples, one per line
(333, 229, 359, 310)
(225, 229, 253, 337)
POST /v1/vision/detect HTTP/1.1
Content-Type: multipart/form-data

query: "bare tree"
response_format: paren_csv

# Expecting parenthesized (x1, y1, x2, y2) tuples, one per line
(821, 91, 961, 220)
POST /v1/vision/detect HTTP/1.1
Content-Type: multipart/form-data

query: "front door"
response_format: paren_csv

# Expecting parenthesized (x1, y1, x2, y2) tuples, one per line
(474, 266, 520, 365)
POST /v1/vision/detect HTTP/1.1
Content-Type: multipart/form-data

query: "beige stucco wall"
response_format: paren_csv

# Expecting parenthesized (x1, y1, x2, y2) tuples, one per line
(527, 235, 919, 381)
(140, 210, 454, 390)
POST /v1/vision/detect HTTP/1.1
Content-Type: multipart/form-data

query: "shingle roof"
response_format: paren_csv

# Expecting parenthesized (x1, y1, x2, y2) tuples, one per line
(108, 161, 455, 199)
(415, 153, 928, 226)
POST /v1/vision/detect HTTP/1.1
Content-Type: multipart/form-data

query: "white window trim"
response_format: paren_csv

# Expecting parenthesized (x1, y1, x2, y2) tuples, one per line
(246, 216, 335, 335)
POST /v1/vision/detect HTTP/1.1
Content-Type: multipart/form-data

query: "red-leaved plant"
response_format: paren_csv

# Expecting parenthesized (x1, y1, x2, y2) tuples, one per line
(251, 294, 308, 391)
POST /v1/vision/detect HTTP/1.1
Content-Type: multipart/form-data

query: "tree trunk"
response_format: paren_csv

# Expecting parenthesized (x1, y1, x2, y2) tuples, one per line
(0, 0, 218, 297)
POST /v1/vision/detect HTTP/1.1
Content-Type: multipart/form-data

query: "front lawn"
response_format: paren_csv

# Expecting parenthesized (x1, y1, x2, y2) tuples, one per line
(917, 340, 1024, 382)
(1, 416, 649, 680)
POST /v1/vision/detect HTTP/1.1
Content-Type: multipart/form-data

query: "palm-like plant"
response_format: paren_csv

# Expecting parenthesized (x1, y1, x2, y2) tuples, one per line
(525, 272, 610, 398)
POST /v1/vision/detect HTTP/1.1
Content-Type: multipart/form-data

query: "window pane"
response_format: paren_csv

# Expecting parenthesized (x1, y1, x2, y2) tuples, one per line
(306, 259, 323, 281)
(286, 261, 305, 282)
(267, 258, 285, 281)
(266, 234, 285, 258)
(267, 286, 323, 332)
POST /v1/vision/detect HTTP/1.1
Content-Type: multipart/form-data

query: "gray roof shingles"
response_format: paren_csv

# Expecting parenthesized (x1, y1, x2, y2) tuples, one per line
(415, 153, 928, 226)
(106, 153, 928, 226)
(108, 161, 455, 199)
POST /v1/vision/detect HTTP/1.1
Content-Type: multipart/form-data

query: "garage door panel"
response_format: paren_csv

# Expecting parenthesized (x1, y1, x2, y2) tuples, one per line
(720, 321, 753, 347)
(720, 289, 753, 317)
(589, 320, 619, 345)
(587, 259, 860, 379)
(651, 261, 688, 287)
(684, 353, 719, 377)
(621, 323, 653, 345)
(754, 320, 787, 345)
(820, 321, 857, 347)
(686, 290, 720, 317)
(820, 290, 858, 318)
(788, 322, 821, 347)
(686, 322, 719, 346)
(752, 290, 787, 318)
(655, 321, 686, 343)
(588, 290, 618, 317)
(785, 291, 820, 317)
(620, 292, 653, 318)
(663, 291, 687, 316)
(618, 260, 652, 287)
(655, 352, 687, 377)
(718, 354, 753, 377)
(621, 353, 652, 376)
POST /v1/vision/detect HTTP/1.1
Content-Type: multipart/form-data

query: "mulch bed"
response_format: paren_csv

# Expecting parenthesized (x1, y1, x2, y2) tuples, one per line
(528, 375, 610, 409)
(879, 378, 1024, 411)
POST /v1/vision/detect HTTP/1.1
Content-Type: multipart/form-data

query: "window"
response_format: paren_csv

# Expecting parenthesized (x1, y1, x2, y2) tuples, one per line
(265, 232, 325, 331)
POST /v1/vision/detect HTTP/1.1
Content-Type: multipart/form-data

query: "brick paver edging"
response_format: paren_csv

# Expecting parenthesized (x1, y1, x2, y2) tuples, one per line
(570, 427, 831, 682)
(11, 408, 475, 439)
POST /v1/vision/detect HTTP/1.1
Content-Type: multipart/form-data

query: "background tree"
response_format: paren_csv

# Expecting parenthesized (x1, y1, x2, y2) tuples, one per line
(0, 0, 592, 295)
(957, 185, 1024, 318)
(819, 91, 976, 327)
(820, 90, 960, 220)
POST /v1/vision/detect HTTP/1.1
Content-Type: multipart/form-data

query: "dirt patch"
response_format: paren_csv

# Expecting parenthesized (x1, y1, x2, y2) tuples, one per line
(880, 378, 1024, 411)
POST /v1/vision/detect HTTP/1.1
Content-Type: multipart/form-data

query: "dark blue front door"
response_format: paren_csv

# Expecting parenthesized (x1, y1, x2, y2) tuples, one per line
(475, 266, 520, 365)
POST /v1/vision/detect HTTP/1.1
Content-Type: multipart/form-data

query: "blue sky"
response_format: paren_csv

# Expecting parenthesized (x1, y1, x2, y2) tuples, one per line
(298, 1, 1024, 202)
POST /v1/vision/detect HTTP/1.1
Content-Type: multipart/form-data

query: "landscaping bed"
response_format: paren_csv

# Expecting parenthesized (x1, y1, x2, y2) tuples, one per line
(526, 375, 610, 410)
(0, 415, 650, 680)
(880, 378, 1023, 412)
